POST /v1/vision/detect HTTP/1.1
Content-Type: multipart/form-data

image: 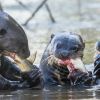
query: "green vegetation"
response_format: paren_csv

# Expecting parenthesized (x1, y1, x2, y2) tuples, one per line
(80, 28, 100, 64)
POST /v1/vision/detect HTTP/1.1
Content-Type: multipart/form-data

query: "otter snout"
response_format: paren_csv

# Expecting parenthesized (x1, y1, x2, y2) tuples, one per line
(0, 11, 30, 59)
(60, 50, 70, 59)
(19, 48, 30, 59)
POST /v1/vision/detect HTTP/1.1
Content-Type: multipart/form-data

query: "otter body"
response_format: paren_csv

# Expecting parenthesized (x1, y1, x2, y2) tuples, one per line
(0, 11, 42, 90)
(0, 55, 42, 90)
(40, 32, 92, 87)
(93, 41, 100, 84)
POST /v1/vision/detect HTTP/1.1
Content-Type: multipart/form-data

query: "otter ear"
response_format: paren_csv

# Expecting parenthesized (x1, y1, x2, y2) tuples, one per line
(51, 33, 55, 39)
(49, 33, 55, 43)
(95, 41, 100, 51)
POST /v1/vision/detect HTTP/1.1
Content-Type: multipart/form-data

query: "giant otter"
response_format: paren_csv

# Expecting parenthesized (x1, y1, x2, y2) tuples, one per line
(93, 41, 100, 84)
(0, 11, 42, 90)
(0, 11, 30, 59)
(40, 32, 93, 87)
(0, 55, 42, 90)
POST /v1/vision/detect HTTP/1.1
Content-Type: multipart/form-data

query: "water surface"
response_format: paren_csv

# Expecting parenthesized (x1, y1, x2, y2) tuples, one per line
(0, 86, 100, 100)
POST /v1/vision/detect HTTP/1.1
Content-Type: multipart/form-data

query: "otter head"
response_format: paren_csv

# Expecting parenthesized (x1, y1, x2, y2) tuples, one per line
(0, 11, 30, 59)
(49, 32, 85, 60)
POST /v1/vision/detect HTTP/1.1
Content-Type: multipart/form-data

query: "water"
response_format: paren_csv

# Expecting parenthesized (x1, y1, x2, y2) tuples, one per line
(0, 86, 100, 100)
(1, 0, 100, 99)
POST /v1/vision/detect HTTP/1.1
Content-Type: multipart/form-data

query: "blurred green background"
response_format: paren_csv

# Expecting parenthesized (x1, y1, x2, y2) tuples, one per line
(1, 0, 100, 64)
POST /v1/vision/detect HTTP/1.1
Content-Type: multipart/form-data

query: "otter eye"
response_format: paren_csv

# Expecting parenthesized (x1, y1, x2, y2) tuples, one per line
(56, 43, 62, 49)
(0, 29, 7, 36)
(71, 46, 78, 52)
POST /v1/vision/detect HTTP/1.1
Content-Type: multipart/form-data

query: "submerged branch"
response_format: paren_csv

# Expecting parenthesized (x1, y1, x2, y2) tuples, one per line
(23, 0, 48, 26)
(45, 3, 56, 23)
(0, 1, 3, 11)
(15, 0, 30, 12)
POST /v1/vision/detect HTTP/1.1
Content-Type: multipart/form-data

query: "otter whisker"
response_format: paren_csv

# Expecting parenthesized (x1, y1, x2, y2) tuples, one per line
(41, 54, 59, 66)
(47, 55, 59, 65)
(41, 55, 54, 64)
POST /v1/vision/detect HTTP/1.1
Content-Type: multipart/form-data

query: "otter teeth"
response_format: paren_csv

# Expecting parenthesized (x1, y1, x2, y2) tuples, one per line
(1, 50, 21, 63)
(1, 50, 32, 72)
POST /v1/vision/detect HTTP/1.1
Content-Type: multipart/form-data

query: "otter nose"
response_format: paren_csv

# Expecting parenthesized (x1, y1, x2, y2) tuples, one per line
(19, 48, 30, 59)
(60, 51, 69, 58)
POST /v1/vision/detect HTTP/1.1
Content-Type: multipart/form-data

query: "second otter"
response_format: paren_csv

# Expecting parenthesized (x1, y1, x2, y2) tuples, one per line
(40, 32, 91, 87)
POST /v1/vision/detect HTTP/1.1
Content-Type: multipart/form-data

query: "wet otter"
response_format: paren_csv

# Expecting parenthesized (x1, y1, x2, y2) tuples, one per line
(0, 11, 42, 90)
(93, 41, 100, 84)
(40, 32, 91, 87)
(0, 11, 30, 59)
(0, 55, 42, 90)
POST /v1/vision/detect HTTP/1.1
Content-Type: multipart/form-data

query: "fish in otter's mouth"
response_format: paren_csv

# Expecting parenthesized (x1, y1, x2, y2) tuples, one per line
(47, 55, 89, 85)
(48, 55, 88, 74)
(1, 50, 37, 72)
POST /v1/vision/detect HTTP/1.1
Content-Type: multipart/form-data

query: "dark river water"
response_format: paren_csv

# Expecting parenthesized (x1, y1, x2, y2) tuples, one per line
(1, 64, 99, 100)
(0, 86, 100, 100)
